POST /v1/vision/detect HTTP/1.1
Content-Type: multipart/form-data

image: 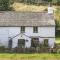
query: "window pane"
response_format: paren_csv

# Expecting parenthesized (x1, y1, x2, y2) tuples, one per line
(21, 26, 25, 33)
(18, 39, 25, 48)
(33, 26, 38, 33)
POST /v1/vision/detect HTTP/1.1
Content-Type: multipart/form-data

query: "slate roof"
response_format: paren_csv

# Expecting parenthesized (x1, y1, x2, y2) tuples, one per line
(0, 11, 55, 27)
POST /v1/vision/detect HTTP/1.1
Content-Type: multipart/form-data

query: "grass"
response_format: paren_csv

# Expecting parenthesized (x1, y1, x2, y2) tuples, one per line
(0, 53, 60, 60)
(55, 37, 60, 44)
(54, 6, 60, 26)
(11, 2, 47, 12)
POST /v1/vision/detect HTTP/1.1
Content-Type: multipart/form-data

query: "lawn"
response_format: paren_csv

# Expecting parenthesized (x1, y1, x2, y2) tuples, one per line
(55, 38, 60, 44)
(11, 2, 47, 12)
(0, 53, 60, 60)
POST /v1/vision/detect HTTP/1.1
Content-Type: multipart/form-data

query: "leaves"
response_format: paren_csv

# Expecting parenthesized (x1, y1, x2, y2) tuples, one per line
(0, 0, 10, 11)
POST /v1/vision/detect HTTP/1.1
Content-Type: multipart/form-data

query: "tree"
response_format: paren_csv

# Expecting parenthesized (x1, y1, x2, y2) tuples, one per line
(0, 0, 9, 11)
(47, 0, 52, 6)
(57, 0, 60, 5)
(43, 0, 52, 2)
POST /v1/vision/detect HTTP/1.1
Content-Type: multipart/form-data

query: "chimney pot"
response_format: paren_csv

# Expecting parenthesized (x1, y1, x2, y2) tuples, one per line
(48, 6, 53, 14)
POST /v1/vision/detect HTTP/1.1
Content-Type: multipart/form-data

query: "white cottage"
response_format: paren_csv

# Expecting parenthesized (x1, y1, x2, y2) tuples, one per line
(0, 11, 55, 48)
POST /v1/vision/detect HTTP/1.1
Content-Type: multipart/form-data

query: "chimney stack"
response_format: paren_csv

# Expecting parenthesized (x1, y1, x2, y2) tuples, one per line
(48, 4, 53, 14)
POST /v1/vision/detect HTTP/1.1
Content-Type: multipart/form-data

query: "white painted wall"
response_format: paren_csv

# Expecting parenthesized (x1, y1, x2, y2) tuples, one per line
(0, 28, 8, 47)
(0, 27, 20, 48)
(0, 27, 55, 48)
(25, 27, 55, 37)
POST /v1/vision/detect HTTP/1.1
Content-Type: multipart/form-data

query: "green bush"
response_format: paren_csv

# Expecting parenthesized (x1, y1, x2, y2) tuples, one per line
(0, 46, 5, 52)
(0, 0, 14, 11)
(57, 0, 60, 5)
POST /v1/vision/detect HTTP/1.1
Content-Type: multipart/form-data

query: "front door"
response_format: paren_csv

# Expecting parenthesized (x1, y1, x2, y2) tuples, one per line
(31, 38, 39, 47)
(44, 39, 48, 47)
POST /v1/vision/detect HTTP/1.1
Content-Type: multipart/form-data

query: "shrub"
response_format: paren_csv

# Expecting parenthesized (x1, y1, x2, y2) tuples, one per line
(0, 46, 5, 52)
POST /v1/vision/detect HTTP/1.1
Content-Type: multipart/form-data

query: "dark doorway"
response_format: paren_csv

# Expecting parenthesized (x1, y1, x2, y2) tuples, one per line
(8, 38, 12, 49)
(44, 39, 48, 47)
(31, 38, 39, 48)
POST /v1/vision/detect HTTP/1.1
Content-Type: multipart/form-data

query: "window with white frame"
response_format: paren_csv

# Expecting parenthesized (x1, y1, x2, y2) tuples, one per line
(21, 26, 25, 33)
(33, 26, 38, 33)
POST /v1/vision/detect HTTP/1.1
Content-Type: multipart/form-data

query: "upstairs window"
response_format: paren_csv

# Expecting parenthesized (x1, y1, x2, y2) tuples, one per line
(33, 26, 38, 33)
(21, 26, 25, 33)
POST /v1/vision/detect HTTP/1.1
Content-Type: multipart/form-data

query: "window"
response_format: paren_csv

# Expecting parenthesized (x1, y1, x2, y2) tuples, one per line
(18, 39, 25, 48)
(21, 26, 25, 33)
(33, 26, 38, 33)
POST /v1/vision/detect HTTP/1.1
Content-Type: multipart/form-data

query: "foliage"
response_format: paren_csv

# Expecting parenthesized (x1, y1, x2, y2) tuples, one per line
(52, 0, 57, 4)
(0, 0, 9, 10)
(44, 0, 52, 2)
(0, 0, 14, 11)
(55, 38, 60, 44)
(55, 7, 60, 27)
(57, 0, 60, 5)
(0, 46, 5, 52)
